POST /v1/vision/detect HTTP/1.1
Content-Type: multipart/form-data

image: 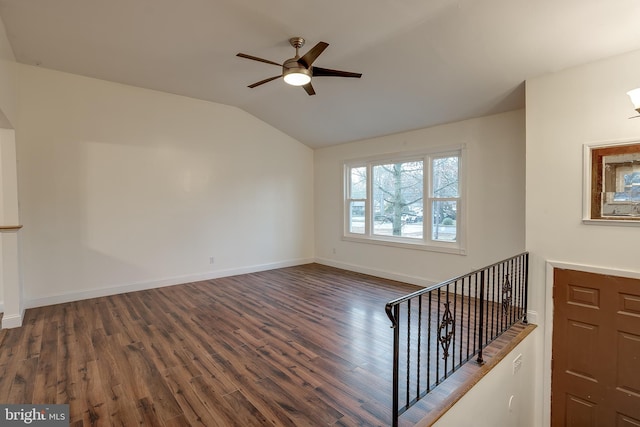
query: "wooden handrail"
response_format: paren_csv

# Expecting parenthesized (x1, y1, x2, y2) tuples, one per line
(0, 225, 22, 230)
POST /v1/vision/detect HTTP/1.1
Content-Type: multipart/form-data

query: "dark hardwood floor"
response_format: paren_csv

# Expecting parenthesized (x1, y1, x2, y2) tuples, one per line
(0, 264, 423, 426)
(0, 263, 534, 426)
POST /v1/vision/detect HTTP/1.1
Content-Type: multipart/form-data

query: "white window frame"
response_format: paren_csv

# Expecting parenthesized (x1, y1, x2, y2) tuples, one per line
(343, 146, 466, 255)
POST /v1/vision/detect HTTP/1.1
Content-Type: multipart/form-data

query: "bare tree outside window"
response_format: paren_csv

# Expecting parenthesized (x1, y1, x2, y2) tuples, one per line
(431, 156, 459, 241)
(372, 161, 423, 238)
(348, 166, 367, 233)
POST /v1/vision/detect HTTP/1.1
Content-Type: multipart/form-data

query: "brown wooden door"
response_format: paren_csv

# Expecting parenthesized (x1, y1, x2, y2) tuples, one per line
(552, 268, 640, 426)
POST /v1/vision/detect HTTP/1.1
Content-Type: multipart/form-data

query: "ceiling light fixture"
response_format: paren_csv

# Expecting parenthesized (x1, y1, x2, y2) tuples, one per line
(282, 54, 312, 86)
(627, 88, 640, 118)
(283, 67, 311, 86)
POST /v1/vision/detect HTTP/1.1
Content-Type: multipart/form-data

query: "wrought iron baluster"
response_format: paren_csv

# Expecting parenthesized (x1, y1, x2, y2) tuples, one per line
(501, 264, 505, 330)
(515, 257, 520, 323)
(520, 254, 526, 321)
(476, 269, 485, 365)
(523, 252, 529, 324)
(417, 295, 422, 398)
(427, 290, 432, 392)
(487, 266, 498, 342)
(510, 258, 515, 324)
(502, 262, 509, 332)
(502, 272, 513, 320)
(509, 259, 520, 325)
(473, 274, 478, 352)
(452, 281, 458, 369)
(457, 279, 463, 365)
(514, 257, 520, 322)
(466, 275, 471, 360)
(438, 299, 454, 374)
(495, 263, 500, 336)
(406, 300, 411, 408)
(436, 290, 441, 382)
(520, 255, 525, 320)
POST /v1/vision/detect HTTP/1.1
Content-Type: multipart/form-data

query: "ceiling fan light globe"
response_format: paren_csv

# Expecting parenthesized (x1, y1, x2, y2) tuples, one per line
(283, 69, 311, 86)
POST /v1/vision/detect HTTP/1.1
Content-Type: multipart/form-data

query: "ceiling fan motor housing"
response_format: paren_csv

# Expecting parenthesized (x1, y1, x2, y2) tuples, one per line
(283, 57, 311, 85)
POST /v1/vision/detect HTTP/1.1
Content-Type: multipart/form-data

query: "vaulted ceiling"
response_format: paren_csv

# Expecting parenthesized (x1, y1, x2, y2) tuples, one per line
(1, 0, 640, 148)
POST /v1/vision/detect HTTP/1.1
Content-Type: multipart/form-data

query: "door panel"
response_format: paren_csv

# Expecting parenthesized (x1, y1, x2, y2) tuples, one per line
(617, 413, 640, 427)
(565, 394, 596, 427)
(552, 269, 640, 426)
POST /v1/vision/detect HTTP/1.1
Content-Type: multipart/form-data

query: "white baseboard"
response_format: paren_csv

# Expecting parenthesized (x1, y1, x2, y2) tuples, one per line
(2, 310, 24, 329)
(314, 257, 438, 287)
(25, 257, 314, 309)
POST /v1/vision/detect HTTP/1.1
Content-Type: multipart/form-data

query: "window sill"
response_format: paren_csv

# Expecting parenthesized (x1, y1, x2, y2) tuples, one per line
(582, 218, 640, 227)
(342, 235, 467, 255)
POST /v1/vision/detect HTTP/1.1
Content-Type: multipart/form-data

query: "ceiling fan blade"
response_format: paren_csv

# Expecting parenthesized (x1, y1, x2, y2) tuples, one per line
(248, 75, 281, 88)
(236, 53, 281, 67)
(312, 67, 362, 78)
(298, 42, 329, 68)
(303, 82, 316, 96)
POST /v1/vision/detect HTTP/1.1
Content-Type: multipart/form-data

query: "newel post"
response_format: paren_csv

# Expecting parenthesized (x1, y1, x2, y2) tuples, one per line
(386, 303, 400, 427)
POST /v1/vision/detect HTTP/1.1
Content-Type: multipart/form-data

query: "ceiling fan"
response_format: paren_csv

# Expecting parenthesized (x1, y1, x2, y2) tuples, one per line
(236, 37, 362, 96)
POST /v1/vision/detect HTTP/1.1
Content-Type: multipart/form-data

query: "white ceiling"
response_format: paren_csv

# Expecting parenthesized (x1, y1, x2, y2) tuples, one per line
(1, 0, 640, 148)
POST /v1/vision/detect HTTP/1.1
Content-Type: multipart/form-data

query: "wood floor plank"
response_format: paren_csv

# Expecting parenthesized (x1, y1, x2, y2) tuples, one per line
(76, 360, 107, 426)
(171, 348, 239, 397)
(32, 317, 59, 404)
(0, 360, 20, 403)
(123, 342, 183, 423)
(0, 263, 528, 426)
(163, 414, 192, 427)
(221, 389, 272, 427)
(187, 375, 252, 427)
(162, 365, 223, 427)
(7, 356, 38, 404)
(105, 383, 147, 427)
(137, 396, 165, 426)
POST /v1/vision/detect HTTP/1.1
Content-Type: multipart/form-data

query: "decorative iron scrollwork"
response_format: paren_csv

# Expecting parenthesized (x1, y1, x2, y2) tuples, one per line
(438, 300, 455, 360)
(502, 275, 512, 316)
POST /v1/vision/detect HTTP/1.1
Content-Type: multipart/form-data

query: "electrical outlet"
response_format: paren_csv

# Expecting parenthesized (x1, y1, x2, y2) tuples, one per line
(209, 256, 215, 265)
(512, 353, 522, 375)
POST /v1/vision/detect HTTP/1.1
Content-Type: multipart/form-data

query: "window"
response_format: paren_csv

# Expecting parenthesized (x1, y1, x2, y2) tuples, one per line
(347, 166, 367, 234)
(430, 155, 459, 241)
(344, 147, 465, 253)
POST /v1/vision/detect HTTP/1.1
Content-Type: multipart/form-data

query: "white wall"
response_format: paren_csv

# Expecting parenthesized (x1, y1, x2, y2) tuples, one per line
(0, 127, 22, 326)
(0, 15, 17, 316)
(526, 48, 640, 426)
(0, 14, 15, 127)
(432, 329, 539, 427)
(14, 64, 314, 306)
(314, 110, 526, 285)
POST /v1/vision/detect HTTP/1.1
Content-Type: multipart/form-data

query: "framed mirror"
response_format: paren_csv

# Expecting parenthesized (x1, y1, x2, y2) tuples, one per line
(584, 140, 640, 223)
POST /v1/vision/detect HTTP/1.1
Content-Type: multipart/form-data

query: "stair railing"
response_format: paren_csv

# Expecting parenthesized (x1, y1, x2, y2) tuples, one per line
(385, 252, 529, 427)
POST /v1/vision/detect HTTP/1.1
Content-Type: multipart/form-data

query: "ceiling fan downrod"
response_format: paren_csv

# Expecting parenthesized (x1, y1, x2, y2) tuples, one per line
(289, 37, 305, 58)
